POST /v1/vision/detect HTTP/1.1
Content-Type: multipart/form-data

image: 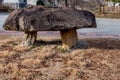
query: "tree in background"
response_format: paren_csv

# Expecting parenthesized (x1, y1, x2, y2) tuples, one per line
(65, 0, 68, 7)
(36, 0, 105, 12)
(62, 0, 104, 10)
(106, 0, 120, 13)
(36, 0, 44, 6)
(107, 0, 120, 2)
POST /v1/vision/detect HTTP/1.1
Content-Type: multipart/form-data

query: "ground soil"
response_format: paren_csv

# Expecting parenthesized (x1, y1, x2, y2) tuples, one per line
(0, 36, 120, 80)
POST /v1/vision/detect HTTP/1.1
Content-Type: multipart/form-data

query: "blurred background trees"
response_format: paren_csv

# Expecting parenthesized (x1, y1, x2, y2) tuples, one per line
(45, 0, 120, 14)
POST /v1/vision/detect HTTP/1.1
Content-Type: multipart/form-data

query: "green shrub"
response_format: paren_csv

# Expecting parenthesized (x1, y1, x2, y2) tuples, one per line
(36, 0, 44, 6)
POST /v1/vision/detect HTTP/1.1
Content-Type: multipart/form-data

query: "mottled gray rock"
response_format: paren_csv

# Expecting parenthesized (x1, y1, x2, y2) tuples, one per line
(3, 6, 96, 32)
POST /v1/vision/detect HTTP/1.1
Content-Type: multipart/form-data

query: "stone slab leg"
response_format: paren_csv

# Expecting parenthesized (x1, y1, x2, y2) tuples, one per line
(60, 29, 78, 49)
(20, 32, 37, 46)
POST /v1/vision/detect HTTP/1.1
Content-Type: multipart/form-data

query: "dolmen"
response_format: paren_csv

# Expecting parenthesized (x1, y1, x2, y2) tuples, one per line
(3, 6, 96, 49)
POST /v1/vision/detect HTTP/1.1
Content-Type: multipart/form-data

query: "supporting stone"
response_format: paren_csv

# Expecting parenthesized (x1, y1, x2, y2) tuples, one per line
(60, 29, 78, 49)
(20, 32, 37, 46)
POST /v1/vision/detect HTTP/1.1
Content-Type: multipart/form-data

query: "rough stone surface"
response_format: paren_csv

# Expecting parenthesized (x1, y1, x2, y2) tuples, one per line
(60, 29, 78, 49)
(3, 5, 96, 32)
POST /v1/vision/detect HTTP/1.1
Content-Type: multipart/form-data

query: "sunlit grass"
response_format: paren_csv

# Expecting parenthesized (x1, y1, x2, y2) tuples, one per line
(0, 36, 120, 80)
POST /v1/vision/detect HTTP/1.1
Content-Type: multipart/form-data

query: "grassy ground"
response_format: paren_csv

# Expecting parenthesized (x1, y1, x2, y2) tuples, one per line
(0, 36, 120, 80)
(95, 13, 120, 19)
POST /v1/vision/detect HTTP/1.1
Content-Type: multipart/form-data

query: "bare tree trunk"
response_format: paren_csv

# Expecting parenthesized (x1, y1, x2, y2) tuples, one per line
(65, 0, 68, 7)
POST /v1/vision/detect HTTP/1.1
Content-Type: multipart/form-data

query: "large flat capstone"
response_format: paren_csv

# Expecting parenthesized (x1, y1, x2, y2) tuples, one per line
(3, 6, 96, 32)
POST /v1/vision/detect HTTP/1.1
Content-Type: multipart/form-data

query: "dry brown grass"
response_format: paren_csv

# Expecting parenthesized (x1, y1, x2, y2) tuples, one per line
(0, 36, 120, 80)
